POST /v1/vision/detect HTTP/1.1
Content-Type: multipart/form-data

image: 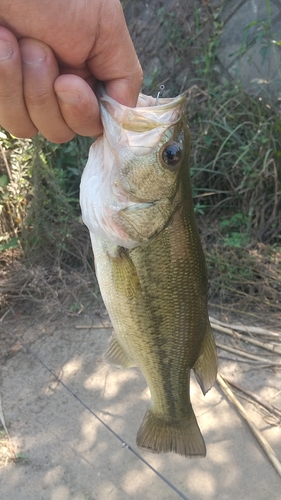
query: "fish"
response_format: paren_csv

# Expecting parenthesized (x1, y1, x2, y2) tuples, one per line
(80, 87, 218, 458)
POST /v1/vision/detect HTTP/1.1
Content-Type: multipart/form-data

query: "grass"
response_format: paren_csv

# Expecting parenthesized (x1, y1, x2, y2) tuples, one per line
(0, 133, 97, 315)
(184, 81, 281, 316)
(0, 432, 15, 467)
(204, 232, 281, 315)
(0, 132, 33, 252)
(188, 84, 281, 245)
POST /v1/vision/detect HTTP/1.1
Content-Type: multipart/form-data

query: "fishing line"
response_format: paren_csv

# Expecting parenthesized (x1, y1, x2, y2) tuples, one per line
(8, 330, 190, 500)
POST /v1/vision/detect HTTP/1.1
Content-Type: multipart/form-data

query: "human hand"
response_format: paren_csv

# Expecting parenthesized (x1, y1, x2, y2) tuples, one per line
(0, 0, 142, 142)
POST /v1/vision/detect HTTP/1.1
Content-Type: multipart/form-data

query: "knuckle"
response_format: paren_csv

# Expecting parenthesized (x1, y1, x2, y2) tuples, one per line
(24, 89, 51, 107)
(135, 62, 144, 83)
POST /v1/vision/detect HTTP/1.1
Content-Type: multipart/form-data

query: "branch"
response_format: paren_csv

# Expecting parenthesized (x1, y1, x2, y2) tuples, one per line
(217, 373, 281, 478)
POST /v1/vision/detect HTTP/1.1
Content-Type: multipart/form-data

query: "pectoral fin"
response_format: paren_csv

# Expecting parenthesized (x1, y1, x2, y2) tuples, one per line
(110, 248, 141, 300)
(104, 334, 136, 368)
(193, 323, 218, 395)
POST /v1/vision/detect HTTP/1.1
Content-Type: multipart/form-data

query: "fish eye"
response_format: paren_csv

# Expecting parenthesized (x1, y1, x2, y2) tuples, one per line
(161, 143, 182, 169)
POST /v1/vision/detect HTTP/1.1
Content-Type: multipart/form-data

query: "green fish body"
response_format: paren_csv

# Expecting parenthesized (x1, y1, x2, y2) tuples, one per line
(80, 89, 217, 457)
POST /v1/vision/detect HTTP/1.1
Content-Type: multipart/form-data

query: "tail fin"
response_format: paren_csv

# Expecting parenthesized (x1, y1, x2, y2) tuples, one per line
(193, 323, 218, 395)
(136, 408, 206, 458)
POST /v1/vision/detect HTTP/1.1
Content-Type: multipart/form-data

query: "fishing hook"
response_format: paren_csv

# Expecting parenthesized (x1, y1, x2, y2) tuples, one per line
(155, 84, 165, 105)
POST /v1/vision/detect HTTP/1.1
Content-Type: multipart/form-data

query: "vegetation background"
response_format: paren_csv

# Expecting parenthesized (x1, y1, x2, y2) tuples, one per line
(0, 0, 280, 322)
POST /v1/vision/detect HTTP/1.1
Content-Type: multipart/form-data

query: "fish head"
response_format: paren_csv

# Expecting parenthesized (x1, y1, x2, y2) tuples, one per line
(80, 89, 190, 248)
(100, 91, 189, 202)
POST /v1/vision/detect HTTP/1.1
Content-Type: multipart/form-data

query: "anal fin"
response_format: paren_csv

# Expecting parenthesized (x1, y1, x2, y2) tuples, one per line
(104, 335, 136, 368)
(193, 322, 218, 395)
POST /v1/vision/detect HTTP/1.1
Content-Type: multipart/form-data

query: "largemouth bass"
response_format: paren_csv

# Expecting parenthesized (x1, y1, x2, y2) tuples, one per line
(80, 88, 217, 457)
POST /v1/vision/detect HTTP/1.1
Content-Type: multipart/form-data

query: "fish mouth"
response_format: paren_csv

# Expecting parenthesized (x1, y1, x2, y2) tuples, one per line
(136, 92, 186, 110)
(99, 87, 187, 133)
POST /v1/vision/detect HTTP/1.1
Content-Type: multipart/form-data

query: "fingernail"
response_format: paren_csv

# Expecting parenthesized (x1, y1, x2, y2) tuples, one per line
(0, 40, 13, 60)
(20, 43, 46, 64)
(56, 90, 81, 104)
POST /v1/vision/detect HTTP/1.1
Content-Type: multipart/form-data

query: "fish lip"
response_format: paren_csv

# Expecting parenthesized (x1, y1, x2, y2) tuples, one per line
(98, 84, 186, 110)
(136, 93, 187, 111)
(98, 85, 187, 133)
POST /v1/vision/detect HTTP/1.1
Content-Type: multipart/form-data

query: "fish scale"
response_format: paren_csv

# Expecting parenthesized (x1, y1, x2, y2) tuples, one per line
(80, 88, 218, 457)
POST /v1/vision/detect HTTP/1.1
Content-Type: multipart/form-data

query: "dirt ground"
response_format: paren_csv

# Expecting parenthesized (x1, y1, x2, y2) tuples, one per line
(0, 308, 281, 500)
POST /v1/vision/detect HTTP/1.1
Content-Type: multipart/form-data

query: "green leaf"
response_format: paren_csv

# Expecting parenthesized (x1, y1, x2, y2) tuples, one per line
(204, 135, 213, 147)
(0, 237, 19, 252)
(0, 174, 8, 187)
